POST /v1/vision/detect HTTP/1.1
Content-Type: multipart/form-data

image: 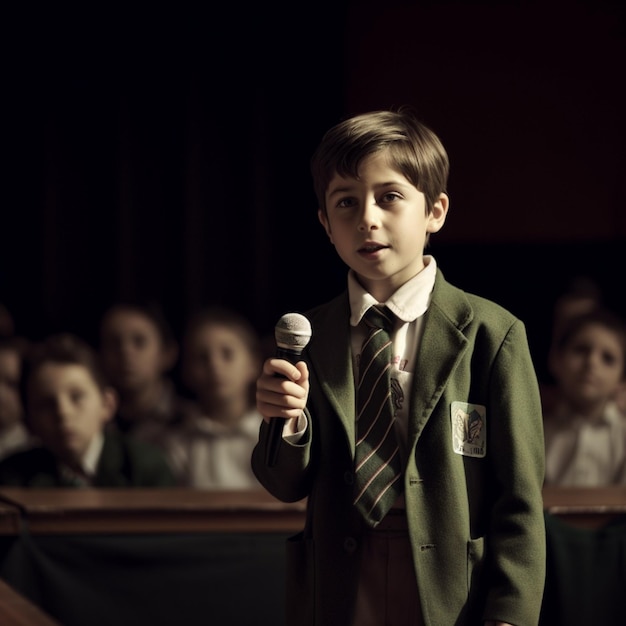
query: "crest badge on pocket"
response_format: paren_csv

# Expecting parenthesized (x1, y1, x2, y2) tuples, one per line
(451, 401, 486, 458)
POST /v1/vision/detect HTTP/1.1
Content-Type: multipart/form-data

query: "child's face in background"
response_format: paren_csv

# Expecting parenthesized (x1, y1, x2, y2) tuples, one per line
(318, 150, 448, 302)
(100, 310, 172, 393)
(0, 348, 23, 428)
(553, 323, 625, 408)
(27, 363, 115, 464)
(183, 324, 259, 405)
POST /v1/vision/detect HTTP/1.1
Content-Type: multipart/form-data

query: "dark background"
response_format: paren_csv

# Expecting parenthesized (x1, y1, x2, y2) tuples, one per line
(3, 0, 625, 383)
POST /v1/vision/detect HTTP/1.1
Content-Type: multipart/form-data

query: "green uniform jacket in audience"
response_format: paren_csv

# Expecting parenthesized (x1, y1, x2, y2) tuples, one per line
(0, 432, 176, 487)
(252, 269, 547, 626)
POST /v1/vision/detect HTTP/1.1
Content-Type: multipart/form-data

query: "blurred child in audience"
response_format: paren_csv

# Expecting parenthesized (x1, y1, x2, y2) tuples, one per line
(0, 336, 36, 460)
(544, 308, 626, 486)
(541, 275, 604, 414)
(162, 306, 263, 489)
(0, 333, 176, 487)
(548, 276, 603, 365)
(98, 301, 195, 448)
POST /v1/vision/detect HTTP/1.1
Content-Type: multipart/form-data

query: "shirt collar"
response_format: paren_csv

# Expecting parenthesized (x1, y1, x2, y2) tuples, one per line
(189, 410, 261, 437)
(554, 400, 624, 428)
(82, 431, 105, 476)
(348, 255, 437, 326)
(57, 431, 104, 485)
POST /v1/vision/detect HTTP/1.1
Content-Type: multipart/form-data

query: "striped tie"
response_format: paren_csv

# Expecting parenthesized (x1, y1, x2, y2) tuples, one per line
(354, 305, 403, 527)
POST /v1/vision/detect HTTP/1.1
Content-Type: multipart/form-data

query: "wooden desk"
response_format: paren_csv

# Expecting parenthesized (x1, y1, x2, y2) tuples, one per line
(2, 486, 624, 534)
(542, 485, 626, 529)
(0, 488, 307, 535)
(0, 489, 305, 626)
(540, 486, 626, 625)
(1, 486, 624, 534)
(0, 487, 623, 626)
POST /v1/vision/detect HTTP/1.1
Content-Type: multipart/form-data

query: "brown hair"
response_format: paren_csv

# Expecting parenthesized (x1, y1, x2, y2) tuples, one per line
(183, 306, 261, 363)
(555, 308, 626, 380)
(21, 333, 110, 410)
(99, 300, 177, 348)
(311, 107, 449, 217)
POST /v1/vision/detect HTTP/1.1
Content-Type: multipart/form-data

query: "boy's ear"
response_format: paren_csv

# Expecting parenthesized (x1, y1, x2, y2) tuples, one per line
(427, 193, 449, 234)
(318, 209, 334, 243)
(101, 387, 118, 423)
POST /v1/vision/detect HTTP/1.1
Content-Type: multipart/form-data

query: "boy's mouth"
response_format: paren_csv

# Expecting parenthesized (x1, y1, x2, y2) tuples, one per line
(359, 242, 388, 253)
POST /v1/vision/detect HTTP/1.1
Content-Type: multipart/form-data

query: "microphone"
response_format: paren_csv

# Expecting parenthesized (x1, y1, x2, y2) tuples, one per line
(266, 312, 312, 467)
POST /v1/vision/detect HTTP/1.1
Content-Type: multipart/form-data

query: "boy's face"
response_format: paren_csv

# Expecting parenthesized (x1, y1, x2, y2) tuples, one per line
(0, 348, 23, 428)
(183, 324, 259, 406)
(100, 310, 174, 392)
(318, 150, 448, 302)
(27, 363, 116, 463)
(552, 323, 625, 408)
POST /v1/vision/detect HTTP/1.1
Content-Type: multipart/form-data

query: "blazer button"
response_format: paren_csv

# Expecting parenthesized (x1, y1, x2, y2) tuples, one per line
(343, 471, 354, 485)
(343, 537, 357, 553)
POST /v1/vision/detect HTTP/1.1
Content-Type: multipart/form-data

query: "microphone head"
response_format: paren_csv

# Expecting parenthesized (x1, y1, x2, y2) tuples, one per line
(275, 313, 312, 353)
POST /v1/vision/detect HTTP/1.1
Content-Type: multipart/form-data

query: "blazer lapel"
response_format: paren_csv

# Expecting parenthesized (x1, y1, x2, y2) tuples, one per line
(306, 294, 357, 452)
(408, 271, 472, 446)
(306, 272, 474, 454)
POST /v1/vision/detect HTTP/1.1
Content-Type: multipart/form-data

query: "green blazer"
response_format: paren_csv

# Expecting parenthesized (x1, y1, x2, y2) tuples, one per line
(0, 431, 177, 488)
(252, 269, 546, 626)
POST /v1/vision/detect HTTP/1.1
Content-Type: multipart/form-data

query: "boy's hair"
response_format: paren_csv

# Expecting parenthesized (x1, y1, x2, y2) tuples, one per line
(99, 300, 177, 348)
(21, 333, 111, 411)
(556, 308, 626, 379)
(183, 306, 261, 363)
(0, 335, 30, 359)
(311, 107, 449, 216)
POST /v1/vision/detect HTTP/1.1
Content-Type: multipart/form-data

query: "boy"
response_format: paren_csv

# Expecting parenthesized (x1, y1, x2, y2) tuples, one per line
(162, 306, 263, 488)
(544, 308, 626, 485)
(252, 109, 546, 626)
(0, 336, 35, 460)
(99, 301, 195, 446)
(0, 333, 176, 487)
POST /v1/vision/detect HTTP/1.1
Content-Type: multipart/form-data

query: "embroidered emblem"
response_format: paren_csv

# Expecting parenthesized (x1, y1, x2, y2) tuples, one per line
(451, 402, 486, 458)
(391, 377, 404, 412)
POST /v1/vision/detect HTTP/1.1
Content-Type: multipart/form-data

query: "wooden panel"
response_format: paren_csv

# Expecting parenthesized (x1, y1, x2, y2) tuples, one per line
(542, 485, 626, 529)
(2, 486, 623, 535)
(0, 488, 306, 535)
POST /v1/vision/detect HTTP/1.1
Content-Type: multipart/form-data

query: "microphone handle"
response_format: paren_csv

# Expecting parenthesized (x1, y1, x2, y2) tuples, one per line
(266, 347, 304, 467)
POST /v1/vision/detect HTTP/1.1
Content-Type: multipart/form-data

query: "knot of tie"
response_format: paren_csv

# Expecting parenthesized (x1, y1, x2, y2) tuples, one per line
(363, 306, 395, 335)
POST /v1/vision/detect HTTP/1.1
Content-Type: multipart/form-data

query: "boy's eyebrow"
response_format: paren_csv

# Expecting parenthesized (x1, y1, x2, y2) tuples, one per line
(326, 183, 355, 197)
(327, 179, 412, 198)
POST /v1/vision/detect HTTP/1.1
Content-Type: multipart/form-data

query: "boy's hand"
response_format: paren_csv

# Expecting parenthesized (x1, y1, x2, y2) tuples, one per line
(256, 358, 309, 423)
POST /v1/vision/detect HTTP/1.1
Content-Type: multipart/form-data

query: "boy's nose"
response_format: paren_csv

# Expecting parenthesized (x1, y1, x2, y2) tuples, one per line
(582, 352, 600, 372)
(53, 398, 74, 421)
(358, 203, 381, 231)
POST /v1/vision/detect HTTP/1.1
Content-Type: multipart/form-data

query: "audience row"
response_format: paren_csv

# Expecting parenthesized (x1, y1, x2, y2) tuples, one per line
(1, 279, 625, 490)
(0, 302, 264, 489)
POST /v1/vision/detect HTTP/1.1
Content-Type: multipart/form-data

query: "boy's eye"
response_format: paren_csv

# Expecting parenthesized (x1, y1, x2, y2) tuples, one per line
(132, 334, 149, 349)
(600, 350, 618, 367)
(380, 192, 400, 203)
(70, 391, 85, 404)
(336, 197, 357, 209)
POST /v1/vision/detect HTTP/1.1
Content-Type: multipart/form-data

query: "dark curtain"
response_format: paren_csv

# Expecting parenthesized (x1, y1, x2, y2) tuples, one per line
(5, 3, 349, 343)
(4, 1, 625, 373)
